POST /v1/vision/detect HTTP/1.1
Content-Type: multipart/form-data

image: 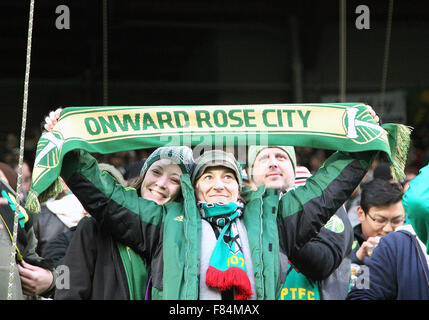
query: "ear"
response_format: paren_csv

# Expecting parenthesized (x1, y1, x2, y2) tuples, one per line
(357, 206, 366, 223)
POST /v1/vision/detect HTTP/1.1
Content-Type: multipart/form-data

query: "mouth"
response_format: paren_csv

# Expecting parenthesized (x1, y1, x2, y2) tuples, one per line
(149, 188, 167, 198)
(266, 172, 282, 178)
(209, 194, 228, 199)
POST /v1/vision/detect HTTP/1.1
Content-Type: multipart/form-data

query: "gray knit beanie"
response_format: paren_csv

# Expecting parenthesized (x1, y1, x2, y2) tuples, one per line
(191, 150, 243, 190)
(140, 146, 194, 178)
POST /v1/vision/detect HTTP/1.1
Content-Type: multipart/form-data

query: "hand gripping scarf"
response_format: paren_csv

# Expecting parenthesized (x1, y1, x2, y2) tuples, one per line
(198, 201, 251, 300)
(25, 103, 411, 212)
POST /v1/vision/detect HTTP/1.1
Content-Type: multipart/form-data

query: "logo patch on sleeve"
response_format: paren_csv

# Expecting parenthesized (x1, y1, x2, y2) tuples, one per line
(323, 214, 344, 233)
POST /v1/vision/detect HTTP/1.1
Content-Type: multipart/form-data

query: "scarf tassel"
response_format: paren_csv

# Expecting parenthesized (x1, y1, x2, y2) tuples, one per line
(206, 265, 252, 300)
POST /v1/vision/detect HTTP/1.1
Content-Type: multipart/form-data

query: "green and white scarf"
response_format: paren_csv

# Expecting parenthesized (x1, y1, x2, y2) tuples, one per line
(198, 201, 251, 300)
(25, 103, 411, 212)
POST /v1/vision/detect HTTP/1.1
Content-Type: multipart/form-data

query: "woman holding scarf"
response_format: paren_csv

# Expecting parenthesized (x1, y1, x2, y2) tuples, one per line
(53, 145, 194, 299)
(44, 109, 379, 299)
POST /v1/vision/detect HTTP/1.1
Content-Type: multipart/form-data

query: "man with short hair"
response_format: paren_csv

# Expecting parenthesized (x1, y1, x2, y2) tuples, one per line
(247, 146, 354, 300)
(248, 146, 296, 192)
(351, 178, 405, 264)
(347, 166, 428, 300)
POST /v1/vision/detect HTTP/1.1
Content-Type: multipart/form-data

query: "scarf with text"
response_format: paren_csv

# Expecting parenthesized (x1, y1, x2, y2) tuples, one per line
(25, 103, 411, 212)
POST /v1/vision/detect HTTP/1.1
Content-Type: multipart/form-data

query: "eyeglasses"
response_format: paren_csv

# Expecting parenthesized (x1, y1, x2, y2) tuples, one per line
(366, 212, 405, 228)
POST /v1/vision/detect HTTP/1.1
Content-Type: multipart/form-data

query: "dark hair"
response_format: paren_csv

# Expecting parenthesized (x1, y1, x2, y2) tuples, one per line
(360, 178, 403, 214)
(373, 162, 392, 181)
(127, 175, 143, 197)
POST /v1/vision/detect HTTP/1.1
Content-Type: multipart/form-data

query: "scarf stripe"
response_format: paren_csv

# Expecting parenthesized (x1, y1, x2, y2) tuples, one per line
(199, 201, 252, 300)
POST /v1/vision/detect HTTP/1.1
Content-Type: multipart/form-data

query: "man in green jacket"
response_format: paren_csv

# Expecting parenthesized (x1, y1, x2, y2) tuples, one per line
(246, 146, 353, 300)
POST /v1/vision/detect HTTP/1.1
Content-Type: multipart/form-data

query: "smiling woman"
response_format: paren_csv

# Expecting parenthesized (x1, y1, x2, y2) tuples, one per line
(192, 150, 243, 204)
(55, 145, 195, 300)
(140, 159, 182, 205)
(194, 167, 239, 204)
(127, 146, 194, 205)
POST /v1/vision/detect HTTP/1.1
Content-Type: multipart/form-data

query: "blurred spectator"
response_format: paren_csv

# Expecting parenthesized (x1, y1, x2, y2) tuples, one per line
(41, 163, 123, 269)
(373, 162, 393, 181)
(33, 178, 86, 258)
(123, 148, 156, 181)
(12, 161, 32, 199)
(0, 162, 18, 191)
(402, 165, 419, 192)
(0, 162, 56, 299)
(295, 148, 328, 174)
(346, 158, 388, 226)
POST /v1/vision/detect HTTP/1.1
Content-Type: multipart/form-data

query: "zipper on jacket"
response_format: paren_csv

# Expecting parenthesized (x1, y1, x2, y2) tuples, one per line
(184, 200, 190, 299)
(258, 186, 265, 298)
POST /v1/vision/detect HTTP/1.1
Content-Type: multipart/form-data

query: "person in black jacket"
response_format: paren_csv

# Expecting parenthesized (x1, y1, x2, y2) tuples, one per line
(53, 162, 133, 299)
(43, 226, 76, 268)
(247, 147, 354, 300)
(33, 183, 85, 258)
(42, 164, 124, 269)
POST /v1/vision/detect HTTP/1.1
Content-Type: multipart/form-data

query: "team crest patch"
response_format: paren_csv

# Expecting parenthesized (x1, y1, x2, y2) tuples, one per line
(174, 215, 184, 222)
(323, 214, 344, 233)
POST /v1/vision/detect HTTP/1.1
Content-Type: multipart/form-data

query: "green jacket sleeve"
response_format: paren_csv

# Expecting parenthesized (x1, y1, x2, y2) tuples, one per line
(61, 149, 165, 260)
(402, 164, 429, 254)
(277, 151, 376, 256)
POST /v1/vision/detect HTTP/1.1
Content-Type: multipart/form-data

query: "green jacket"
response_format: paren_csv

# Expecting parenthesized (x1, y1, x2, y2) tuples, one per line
(61, 149, 375, 299)
(403, 164, 429, 254)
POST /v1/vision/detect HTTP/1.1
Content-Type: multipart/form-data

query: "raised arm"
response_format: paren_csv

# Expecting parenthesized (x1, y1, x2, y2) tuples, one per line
(60, 149, 164, 260)
(277, 150, 376, 256)
(43, 108, 164, 259)
(287, 205, 353, 281)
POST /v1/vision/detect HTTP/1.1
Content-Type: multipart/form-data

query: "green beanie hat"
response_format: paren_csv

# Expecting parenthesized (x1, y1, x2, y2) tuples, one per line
(247, 145, 296, 180)
(191, 150, 243, 190)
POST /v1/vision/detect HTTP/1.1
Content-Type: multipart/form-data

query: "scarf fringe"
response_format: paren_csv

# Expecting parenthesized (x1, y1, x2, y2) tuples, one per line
(24, 189, 40, 213)
(389, 124, 412, 181)
(206, 265, 252, 300)
(25, 177, 63, 213)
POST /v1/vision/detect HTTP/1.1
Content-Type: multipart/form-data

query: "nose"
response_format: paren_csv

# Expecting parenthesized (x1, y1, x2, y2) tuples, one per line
(267, 155, 279, 168)
(155, 174, 168, 188)
(382, 221, 394, 234)
(213, 177, 225, 190)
